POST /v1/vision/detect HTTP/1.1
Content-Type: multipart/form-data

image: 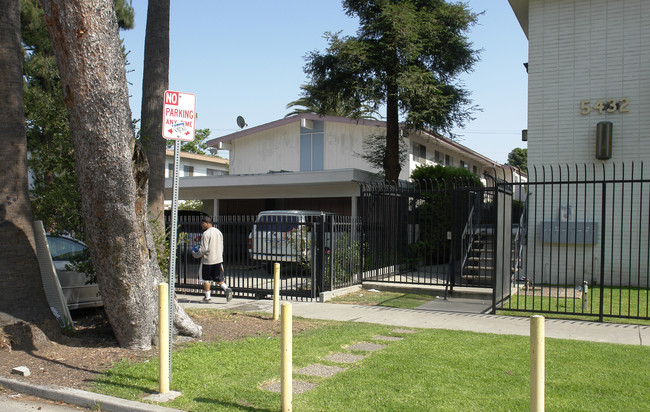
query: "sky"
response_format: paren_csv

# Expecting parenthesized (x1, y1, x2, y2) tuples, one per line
(120, 1, 529, 164)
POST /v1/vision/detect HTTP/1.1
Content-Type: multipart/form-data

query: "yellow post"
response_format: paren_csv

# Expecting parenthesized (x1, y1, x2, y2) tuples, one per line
(159, 282, 170, 394)
(281, 302, 292, 412)
(273, 262, 280, 321)
(530, 315, 545, 412)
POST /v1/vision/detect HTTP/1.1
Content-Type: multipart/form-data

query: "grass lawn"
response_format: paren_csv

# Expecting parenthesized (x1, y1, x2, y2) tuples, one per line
(92, 311, 650, 411)
(331, 287, 650, 326)
(499, 286, 650, 326)
(330, 289, 434, 309)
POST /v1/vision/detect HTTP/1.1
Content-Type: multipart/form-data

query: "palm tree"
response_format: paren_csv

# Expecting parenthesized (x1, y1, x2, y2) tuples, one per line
(140, 0, 170, 235)
(286, 84, 379, 120)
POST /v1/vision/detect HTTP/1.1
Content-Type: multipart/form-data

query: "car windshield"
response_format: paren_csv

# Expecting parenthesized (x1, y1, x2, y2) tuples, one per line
(256, 215, 299, 232)
(47, 236, 87, 261)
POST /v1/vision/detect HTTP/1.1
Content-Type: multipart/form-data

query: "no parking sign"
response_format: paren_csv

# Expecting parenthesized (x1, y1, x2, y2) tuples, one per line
(162, 90, 196, 141)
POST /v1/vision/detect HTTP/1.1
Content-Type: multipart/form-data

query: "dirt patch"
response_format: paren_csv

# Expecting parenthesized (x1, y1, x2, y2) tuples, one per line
(0, 306, 313, 391)
(516, 286, 582, 299)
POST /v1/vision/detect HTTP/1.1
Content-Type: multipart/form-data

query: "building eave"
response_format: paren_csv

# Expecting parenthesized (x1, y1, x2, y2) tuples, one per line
(508, 0, 529, 39)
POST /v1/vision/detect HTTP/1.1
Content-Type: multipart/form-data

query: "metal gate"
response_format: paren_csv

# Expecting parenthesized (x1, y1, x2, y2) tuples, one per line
(167, 213, 343, 301)
(359, 180, 498, 294)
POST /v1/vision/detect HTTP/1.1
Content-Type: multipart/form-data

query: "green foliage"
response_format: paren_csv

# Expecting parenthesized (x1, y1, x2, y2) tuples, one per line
(507, 147, 527, 173)
(149, 212, 171, 278)
(165, 128, 217, 155)
(302, 0, 480, 181)
(325, 233, 365, 289)
(178, 200, 204, 211)
(409, 164, 483, 265)
(286, 84, 379, 119)
(23, 0, 135, 235)
(356, 132, 408, 177)
(410, 163, 482, 186)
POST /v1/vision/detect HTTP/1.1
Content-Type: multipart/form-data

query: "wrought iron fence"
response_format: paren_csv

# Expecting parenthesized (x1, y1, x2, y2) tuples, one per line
(497, 163, 650, 321)
(166, 213, 362, 300)
(359, 178, 495, 292)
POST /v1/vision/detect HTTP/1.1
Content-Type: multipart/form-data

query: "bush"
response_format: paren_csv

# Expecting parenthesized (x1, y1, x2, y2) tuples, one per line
(409, 165, 483, 266)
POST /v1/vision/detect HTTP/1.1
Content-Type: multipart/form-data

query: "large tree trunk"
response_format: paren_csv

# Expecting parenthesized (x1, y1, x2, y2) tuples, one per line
(384, 83, 402, 184)
(40, 0, 200, 349)
(141, 0, 170, 234)
(0, 0, 60, 348)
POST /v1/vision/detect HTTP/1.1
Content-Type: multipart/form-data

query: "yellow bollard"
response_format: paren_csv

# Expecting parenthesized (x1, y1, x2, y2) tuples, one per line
(159, 282, 170, 394)
(530, 315, 545, 412)
(281, 302, 292, 412)
(273, 263, 280, 321)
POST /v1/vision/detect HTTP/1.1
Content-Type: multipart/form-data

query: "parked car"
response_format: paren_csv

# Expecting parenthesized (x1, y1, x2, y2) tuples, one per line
(46, 234, 103, 310)
(247, 210, 338, 273)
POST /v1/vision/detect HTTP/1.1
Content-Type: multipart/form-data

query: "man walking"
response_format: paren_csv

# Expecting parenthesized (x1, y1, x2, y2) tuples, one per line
(192, 216, 233, 302)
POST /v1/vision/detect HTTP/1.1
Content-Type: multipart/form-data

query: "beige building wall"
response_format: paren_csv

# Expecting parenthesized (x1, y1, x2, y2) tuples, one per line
(527, 0, 650, 167)
(524, 0, 650, 286)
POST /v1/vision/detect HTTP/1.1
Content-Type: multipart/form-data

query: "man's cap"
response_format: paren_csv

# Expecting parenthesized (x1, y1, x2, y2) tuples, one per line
(201, 216, 212, 224)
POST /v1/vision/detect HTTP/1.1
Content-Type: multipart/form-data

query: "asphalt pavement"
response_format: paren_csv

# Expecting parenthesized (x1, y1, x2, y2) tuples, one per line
(1, 290, 648, 411)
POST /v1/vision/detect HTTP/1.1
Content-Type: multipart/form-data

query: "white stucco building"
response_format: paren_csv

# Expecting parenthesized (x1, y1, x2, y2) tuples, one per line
(164, 113, 506, 217)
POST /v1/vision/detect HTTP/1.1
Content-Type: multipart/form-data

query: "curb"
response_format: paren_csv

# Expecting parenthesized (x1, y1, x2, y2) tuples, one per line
(0, 377, 182, 412)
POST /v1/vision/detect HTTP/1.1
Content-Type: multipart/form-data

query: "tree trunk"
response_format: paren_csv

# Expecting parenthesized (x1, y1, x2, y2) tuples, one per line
(384, 83, 402, 184)
(40, 0, 200, 349)
(141, 0, 170, 234)
(0, 0, 60, 347)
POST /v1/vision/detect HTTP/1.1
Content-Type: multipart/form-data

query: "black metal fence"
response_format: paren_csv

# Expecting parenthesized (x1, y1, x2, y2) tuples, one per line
(496, 163, 650, 321)
(359, 179, 496, 293)
(166, 213, 362, 300)
(165, 162, 649, 320)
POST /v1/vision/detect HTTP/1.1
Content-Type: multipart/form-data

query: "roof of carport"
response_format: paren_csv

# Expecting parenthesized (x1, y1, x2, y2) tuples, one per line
(164, 168, 382, 200)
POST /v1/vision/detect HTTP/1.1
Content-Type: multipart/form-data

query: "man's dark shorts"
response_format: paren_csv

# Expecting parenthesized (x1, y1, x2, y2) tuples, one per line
(202, 263, 224, 283)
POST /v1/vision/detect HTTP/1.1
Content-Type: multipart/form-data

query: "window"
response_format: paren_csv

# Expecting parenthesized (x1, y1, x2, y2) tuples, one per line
(183, 165, 194, 177)
(435, 151, 442, 163)
(46, 236, 87, 261)
(413, 143, 426, 163)
(167, 163, 173, 178)
(300, 120, 324, 171)
(473, 165, 478, 174)
(460, 160, 466, 168)
(445, 154, 452, 166)
(207, 168, 226, 176)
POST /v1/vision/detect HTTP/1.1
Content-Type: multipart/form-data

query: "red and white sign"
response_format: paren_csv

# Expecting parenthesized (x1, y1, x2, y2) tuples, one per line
(162, 90, 196, 141)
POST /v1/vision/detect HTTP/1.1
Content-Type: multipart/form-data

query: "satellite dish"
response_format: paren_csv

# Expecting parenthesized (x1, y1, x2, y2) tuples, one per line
(236, 116, 248, 129)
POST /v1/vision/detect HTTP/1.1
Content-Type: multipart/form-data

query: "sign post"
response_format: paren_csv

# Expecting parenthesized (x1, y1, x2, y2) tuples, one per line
(162, 90, 196, 385)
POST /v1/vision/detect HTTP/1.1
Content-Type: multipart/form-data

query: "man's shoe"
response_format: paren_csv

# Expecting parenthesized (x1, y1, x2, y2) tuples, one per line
(226, 288, 233, 302)
(202, 296, 212, 303)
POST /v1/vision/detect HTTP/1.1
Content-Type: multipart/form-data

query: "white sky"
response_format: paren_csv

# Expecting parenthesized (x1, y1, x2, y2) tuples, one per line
(120, 0, 529, 164)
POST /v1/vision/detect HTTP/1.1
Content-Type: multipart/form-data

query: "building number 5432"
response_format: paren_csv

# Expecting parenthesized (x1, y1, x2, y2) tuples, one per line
(580, 98, 629, 115)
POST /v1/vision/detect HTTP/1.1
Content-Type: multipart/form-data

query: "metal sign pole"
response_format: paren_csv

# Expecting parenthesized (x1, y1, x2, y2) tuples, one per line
(167, 140, 181, 383)
(162, 90, 196, 385)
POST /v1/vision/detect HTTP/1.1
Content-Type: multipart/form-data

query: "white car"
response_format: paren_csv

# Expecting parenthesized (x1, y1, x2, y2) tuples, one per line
(46, 235, 103, 310)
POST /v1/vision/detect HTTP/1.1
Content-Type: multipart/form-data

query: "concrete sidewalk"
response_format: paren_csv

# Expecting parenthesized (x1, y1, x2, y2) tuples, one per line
(178, 294, 650, 346)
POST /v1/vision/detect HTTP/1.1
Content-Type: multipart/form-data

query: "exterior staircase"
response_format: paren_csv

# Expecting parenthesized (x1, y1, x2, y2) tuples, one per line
(460, 226, 495, 286)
